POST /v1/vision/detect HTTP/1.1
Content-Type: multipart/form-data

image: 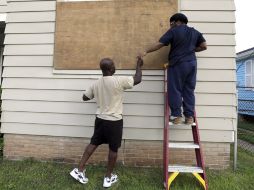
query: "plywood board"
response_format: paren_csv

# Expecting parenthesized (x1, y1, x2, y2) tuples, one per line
(54, 0, 177, 70)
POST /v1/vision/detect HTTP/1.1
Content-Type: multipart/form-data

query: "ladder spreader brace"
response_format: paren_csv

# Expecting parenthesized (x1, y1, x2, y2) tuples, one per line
(163, 67, 208, 190)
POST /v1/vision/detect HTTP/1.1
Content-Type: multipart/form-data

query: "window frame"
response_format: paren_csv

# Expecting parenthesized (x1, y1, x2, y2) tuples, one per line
(245, 59, 254, 88)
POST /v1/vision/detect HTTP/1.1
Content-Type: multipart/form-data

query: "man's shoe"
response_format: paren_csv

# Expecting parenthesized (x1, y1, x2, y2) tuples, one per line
(70, 168, 88, 184)
(185, 117, 194, 125)
(169, 117, 183, 125)
(103, 174, 118, 188)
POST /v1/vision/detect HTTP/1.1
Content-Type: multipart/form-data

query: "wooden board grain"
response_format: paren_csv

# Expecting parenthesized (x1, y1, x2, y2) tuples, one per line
(54, 0, 177, 70)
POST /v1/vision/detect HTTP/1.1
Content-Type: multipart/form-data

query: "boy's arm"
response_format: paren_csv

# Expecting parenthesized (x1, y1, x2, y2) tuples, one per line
(83, 94, 91, 101)
(83, 87, 94, 101)
(133, 57, 144, 85)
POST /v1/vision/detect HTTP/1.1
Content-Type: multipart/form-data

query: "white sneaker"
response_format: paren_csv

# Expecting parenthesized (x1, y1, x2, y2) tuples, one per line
(70, 168, 88, 184)
(103, 174, 118, 188)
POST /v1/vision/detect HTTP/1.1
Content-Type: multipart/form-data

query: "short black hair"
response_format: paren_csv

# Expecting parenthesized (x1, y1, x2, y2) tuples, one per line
(170, 13, 188, 24)
(100, 58, 114, 71)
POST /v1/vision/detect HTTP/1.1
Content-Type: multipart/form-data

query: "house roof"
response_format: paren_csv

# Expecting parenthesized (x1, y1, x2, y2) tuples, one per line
(236, 47, 254, 61)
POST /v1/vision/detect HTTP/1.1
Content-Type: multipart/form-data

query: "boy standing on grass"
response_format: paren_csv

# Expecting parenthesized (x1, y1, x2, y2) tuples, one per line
(70, 57, 143, 188)
(140, 13, 207, 125)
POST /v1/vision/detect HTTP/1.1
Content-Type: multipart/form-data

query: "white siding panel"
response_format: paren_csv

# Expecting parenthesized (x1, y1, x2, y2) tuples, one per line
(3, 56, 236, 70)
(1, 89, 164, 104)
(3, 56, 53, 66)
(1, 112, 163, 129)
(3, 100, 236, 118)
(0, 112, 235, 131)
(182, 11, 235, 23)
(4, 45, 235, 57)
(6, 11, 56, 23)
(197, 70, 236, 82)
(197, 58, 236, 70)
(0, 122, 234, 142)
(53, 69, 164, 76)
(0, 0, 7, 13)
(196, 82, 236, 93)
(189, 23, 235, 34)
(2, 67, 164, 80)
(197, 46, 236, 58)
(4, 45, 54, 55)
(7, 1, 56, 12)
(1, 89, 236, 106)
(1, 100, 164, 117)
(5, 23, 55, 33)
(2, 67, 235, 82)
(1, 123, 94, 138)
(181, 0, 235, 11)
(0, 6, 7, 13)
(1, 78, 164, 92)
(4, 34, 54, 44)
(0, 0, 7, 6)
(2, 78, 236, 93)
(196, 93, 237, 106)
(204, 34, 235, 46)
(196, 106, 236, 118)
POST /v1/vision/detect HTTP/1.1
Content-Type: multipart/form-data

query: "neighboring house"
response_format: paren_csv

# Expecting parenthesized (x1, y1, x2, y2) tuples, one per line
(0, 0, 236, 170)
(236, 47, 254, 117)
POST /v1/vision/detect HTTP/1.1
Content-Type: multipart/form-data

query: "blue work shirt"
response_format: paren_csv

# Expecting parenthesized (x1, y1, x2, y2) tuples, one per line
(159, 25, 206, 66)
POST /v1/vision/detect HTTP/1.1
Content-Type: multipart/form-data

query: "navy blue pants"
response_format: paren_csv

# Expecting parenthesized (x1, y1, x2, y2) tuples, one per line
(168, 60, 197, 117)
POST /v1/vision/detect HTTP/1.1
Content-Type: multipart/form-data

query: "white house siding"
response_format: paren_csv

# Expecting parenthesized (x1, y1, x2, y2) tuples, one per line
(1, 0, 236, 144)
(0, 0, 7, 14)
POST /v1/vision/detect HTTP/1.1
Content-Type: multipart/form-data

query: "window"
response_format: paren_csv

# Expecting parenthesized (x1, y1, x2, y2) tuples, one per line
(54, 0, 177, 70)
(245, 59, 254, 88)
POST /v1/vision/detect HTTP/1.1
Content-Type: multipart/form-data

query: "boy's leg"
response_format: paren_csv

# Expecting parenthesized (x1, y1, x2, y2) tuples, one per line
(78, 144, 98, 172)
(78, 117, 104, 171)
(182, 60, 197, 118)
(104, 119, 123, 177)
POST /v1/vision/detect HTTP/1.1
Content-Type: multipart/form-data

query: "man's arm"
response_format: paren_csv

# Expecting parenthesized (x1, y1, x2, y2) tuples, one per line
(195, 42, 207, 52)
(140, 42, 165, 57)
(133, 57, 143, 85)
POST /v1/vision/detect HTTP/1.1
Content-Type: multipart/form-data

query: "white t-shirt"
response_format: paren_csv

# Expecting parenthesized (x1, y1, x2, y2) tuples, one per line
(84, 76, 134, 121)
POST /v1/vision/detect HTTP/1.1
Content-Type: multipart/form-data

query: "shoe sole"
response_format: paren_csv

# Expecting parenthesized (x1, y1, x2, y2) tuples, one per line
(70, 171, 88, 184)
(103, 178, 118, 188)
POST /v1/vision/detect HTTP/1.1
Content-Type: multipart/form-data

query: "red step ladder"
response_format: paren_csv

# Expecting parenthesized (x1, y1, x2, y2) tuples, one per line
(163, 68, 208, 190)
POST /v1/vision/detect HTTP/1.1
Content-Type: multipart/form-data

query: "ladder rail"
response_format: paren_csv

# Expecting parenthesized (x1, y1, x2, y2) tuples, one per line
(193, 112, 208, 189)
(163, 67, 169, 189)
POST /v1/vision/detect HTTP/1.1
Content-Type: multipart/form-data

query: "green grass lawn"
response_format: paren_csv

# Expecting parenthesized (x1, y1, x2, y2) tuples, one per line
(0, 148, 253, 190)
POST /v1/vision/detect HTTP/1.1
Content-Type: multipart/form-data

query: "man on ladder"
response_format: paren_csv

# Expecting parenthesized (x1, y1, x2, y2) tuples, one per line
(139, 13, 207, 125)
(139, 13, 208, 190)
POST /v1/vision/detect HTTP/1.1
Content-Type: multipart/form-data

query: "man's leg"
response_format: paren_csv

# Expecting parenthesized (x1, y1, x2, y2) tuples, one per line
(168, 65, 183, 117)
(182, 60, 197, 118)
(105, 149, 118, 178)
(78, 144, 98, 172)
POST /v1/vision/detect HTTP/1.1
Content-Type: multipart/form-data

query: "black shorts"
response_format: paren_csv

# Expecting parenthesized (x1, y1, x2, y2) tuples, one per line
(90, 117, 123, 152)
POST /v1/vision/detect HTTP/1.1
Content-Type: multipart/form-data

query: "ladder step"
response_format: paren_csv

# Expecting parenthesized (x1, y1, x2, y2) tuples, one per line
(168, 165, 203, 173)
(169, 122, 196, 127)
(168, 142, 200, 149)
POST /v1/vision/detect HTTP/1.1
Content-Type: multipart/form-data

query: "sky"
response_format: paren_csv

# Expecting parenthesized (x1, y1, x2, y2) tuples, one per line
(235, 0, 254, 53)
